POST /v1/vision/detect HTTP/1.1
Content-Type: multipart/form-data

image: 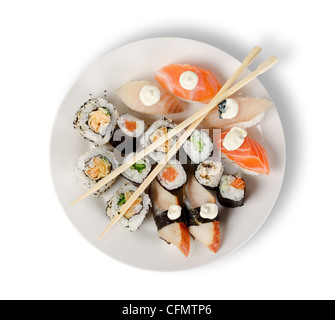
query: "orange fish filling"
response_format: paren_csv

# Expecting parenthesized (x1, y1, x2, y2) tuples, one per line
(124, 120, 137, 133)
(230, 177, 245, 190)
(161, 166, 178, 183)
(88, 107, 110, 134)
(84, 156, 111, 181)
(123, 191, 143, 219)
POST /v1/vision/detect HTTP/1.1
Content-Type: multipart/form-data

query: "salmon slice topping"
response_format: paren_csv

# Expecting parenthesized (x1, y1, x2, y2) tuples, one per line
(155, 64, 221, 103)
(216, 130, 270, 175)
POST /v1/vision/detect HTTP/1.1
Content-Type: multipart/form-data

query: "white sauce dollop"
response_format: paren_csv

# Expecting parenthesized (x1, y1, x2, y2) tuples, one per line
(200, 203, 218, 220)
(179, 71, 199, 90)
(140, 85, 161, 106)
(168, 205, 182, 220)
(222, 127, 247, 151)
(219, 98, 239, 119)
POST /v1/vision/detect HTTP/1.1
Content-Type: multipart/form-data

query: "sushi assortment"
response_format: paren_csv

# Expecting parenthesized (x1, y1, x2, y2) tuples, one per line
(72, 61, 273, 257)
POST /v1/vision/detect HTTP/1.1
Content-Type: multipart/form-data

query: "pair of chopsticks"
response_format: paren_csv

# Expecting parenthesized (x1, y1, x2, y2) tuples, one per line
(71, 46, 278, 240)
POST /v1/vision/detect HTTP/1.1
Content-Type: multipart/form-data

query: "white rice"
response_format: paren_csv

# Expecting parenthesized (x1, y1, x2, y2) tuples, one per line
(182, 129, 213, 164)
(117, 114, 145, 138)
(195, 160, 224, 188)
(121, 152, 152, 184)
(74, 146, 118, 197)
(219, 175, 245, 201)
(73, 98, 119, 146)
(157, 159, 187, 190)
(106, 183, 151, 232)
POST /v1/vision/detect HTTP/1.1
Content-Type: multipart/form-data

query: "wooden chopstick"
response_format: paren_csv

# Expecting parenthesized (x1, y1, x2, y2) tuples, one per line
(71, 52, 278, 207)
(98, 46, 271, 240)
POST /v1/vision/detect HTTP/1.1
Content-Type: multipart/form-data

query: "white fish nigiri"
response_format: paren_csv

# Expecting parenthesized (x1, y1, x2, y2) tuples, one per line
(183, 168, 220, 253)
(151, 180, 190, 257)
(202, 96, 272, 129)
(117, 81, 184, 115)
(183, 168, 216, 210)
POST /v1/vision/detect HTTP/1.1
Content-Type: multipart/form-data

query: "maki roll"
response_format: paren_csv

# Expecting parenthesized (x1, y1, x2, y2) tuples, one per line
(218, 175, 246, 208)
(106, 183, 151, 231)
(195, 160, 224, 189)
(121, 152, 152, 184)
(73, 98, 119, 146)
(183, 168, 220, 253)
(157, 159, 187, 191)
(116, 114, 145, 138)
(151, 180, 190, 257)
(111, 114, 146, 155)
(140, 118, 178, 162)
(74, 146, 118, 197)
(182, 129, 213, 164)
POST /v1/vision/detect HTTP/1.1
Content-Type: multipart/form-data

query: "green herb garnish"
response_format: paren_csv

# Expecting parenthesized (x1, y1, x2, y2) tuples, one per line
(99, 155, 111, 165)
(103, 108, 111, 116)
(118, 194, 127, 206)
(191, 136, 204, 152)
(131, 163, 146, 173)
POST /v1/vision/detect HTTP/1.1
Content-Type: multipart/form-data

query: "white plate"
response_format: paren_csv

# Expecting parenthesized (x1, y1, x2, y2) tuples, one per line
(50, 38, 285, 271)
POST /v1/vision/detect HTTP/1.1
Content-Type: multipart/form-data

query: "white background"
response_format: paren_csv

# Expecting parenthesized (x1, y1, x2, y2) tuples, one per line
(0, 0, 334, 300)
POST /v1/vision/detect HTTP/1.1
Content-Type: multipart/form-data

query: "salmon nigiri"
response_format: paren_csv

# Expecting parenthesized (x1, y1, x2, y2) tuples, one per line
(117, 81, 184, 115)
(215, 128, 270, 175)
(183, 168, 220, 253)
(202, 96, 272, 129)
(151, 180, 190, 257)
(155, 64, 221, 103)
